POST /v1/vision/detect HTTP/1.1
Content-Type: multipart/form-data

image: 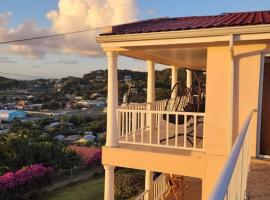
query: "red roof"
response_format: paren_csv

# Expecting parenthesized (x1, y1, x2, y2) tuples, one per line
(102, 10, 270, 36)
(68, 145, 101, 161)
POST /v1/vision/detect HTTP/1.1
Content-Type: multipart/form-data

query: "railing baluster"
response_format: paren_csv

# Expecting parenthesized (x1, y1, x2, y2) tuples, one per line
(194, 115, 197, 149)
(133, 111, 136, 142)
(128, 112, 133, 134)
(120, 112, 125, 137)
(175, 114, 178, 147)
(166, 114, 169, 146)
(184, 115, 187, 148)
(125, 112, 128, 141)
(158, 114, 161, 145)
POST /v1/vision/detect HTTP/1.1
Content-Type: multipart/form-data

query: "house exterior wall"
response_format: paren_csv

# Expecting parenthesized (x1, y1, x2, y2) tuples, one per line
(233, 43, 270, 156)
(202, 43, 270, 199)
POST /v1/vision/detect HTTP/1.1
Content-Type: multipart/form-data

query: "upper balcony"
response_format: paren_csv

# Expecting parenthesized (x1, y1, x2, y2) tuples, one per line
(117, 99, 205, 151)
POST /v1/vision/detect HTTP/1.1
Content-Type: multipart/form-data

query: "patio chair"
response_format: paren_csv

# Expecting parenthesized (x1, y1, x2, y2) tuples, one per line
(161, 70, 205, 145)
(162, 174, 188, 200)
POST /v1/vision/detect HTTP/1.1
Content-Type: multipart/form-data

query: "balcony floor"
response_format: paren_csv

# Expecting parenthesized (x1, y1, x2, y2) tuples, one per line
(119, 117, 204, 150)
(247, 158, 270, 200)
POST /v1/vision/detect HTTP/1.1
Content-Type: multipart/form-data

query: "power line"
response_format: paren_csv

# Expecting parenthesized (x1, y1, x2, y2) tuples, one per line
(0, 25, 109, 45)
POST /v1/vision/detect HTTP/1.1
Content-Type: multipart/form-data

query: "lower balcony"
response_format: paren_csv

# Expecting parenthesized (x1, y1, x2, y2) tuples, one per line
(134, 173, 201, 200)
(117, 100, 205, 151)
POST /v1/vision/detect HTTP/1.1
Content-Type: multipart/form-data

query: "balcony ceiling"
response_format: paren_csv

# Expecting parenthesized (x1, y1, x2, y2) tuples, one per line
(120, 46, 207, 70)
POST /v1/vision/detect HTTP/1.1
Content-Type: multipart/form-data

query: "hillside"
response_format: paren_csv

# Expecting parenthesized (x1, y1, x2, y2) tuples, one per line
(0, 68, 203, 104)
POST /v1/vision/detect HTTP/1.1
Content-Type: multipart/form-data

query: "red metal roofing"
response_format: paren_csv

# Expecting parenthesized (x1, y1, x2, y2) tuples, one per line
(102, 10, 270, 36)
(68, 145, 101, 161)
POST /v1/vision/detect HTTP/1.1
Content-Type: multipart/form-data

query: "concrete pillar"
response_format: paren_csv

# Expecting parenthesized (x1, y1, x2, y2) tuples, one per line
(145, 170, 154, 200)
(186, 69, 192, 88)
(106, 51, 119, 147)
(146, 60, 155, 139)
(104, 165, 115, 200)
(171, 66, 178, 99)
(147, 60, 155, 103)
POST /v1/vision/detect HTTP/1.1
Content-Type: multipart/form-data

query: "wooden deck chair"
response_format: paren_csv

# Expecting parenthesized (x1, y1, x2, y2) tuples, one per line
(160, 70, 205, 145)
(162, 174, 188, 200)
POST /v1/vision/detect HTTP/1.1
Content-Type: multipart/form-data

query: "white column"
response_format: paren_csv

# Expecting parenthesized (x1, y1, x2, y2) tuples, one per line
(171, 65, 178, 99)
(104, 165, 115, 200)
(147, 60, 155, 103)
(186, 69, 192, 88)
(146, 60, 155, 129)
(145, 170, 154, 200)
(146, 61, 155, 200)
(106, 51, 119, 147)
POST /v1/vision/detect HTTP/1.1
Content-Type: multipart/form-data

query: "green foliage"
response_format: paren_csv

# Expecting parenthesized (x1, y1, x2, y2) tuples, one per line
(115, 169, 145, 200)
(0, 131, 82, 175)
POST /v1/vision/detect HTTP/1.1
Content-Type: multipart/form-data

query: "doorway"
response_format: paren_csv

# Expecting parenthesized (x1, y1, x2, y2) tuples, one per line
(260, 57, 270, 156)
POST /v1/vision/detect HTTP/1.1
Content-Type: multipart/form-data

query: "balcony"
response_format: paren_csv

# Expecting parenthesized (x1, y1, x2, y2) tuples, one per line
(134, 173, 201, 200)
(117, 99, 205, 151)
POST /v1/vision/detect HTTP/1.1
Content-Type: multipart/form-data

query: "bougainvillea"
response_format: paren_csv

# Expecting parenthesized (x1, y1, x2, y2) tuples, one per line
(84, 150, 102, 167)
(0, 164, 54, 200)
(68, 145, 102, 168)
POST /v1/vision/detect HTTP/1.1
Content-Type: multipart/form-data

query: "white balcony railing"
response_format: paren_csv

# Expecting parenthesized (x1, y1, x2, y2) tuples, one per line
(134, 174, 168, 200)
(134, 190, 149, 200)
(153, 174, 168, 200)
(117, 100, 205, 151)
(209, 110, 255, 200)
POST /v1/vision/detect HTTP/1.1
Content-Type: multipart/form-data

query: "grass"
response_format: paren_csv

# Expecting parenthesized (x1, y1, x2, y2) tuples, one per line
(40, 176, 104, 200)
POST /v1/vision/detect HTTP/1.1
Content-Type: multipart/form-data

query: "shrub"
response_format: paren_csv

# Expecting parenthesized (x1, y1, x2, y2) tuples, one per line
(0, 164, 54, 200)
(84, 150, 102, 168)
(115, 170, 144, 200)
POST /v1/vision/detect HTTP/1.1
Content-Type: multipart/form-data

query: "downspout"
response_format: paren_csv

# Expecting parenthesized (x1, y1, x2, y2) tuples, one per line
(229, 34, 235, 150)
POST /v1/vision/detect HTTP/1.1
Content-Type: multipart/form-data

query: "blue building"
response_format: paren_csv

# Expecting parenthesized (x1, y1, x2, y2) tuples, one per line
(0, 110, 26, 122)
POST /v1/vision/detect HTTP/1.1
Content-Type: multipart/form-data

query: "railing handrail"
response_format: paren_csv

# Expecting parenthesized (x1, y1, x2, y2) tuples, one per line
(134, 189, 149, 200)
(119, 102, 151, 109)
(117, 108, 205, 116)
(118, 99, 175, 109)
(209, 110, 255, 200)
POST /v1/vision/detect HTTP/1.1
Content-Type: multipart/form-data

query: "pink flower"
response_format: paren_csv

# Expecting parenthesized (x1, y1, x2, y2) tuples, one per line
(0, 164, 54, 192)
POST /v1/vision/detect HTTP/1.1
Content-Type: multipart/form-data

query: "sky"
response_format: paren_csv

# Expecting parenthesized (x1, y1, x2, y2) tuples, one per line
(0, 0, 270, 80)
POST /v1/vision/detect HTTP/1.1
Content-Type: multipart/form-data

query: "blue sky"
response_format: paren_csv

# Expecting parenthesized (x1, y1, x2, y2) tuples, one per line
(1, 0, 270, 80)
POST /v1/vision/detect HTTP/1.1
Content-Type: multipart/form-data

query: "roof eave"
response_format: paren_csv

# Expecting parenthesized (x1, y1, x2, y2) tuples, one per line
(96, 24, 270, 44)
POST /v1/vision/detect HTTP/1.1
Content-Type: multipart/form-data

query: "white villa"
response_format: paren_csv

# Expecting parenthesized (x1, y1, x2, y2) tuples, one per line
(97, 10, 270, 200)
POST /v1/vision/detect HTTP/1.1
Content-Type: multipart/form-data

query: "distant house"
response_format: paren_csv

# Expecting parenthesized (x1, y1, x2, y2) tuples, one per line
(54, 134, 65, 141)
(124, 75, 132, 82)
(90, 92, 102, 99)
(95, 96, 106, 101)
(64, 135, 81, 142)
(75, 96, 83, 101)
(25, 104, 43, 110)
(44, 122, 73, 130)
(0, 110, 26, 122)
(95, 75, 105, 82)
(0, 128, 9, 135)
(77, 100, 106, 108)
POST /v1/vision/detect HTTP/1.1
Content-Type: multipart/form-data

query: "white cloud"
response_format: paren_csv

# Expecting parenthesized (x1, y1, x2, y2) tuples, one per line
(0, 0, 138, 59)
